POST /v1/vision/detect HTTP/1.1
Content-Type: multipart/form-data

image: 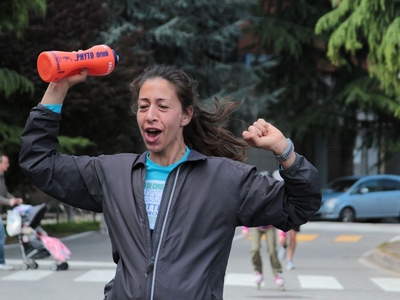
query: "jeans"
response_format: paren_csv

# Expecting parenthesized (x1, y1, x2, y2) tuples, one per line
(0, 222, 6, 264)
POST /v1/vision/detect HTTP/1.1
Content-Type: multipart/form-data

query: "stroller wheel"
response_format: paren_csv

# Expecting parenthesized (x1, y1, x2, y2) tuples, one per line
(20, 263, 30, 270)
(49, 263, 59, 271)
(30, 262, 39, 269)
(59, 262, 69, 270)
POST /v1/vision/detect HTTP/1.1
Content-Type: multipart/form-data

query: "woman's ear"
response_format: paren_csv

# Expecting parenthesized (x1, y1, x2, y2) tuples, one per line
(181, 106, 194, 126)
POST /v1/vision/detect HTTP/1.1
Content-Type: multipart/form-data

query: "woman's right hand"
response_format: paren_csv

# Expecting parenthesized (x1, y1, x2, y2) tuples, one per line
(61, 68, 89, 87)
(41, 68, 88, 105)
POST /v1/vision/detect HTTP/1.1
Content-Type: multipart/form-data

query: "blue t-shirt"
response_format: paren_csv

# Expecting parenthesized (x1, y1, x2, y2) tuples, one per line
(144, 148, 190, 229)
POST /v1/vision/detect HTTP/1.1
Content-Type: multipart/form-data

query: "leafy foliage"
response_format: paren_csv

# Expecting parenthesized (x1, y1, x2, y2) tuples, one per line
(245, 0, 335, 136)
(0, 68, 34, 97)
(0, 0, 46, 38)
(106, 0, 265, 103)
(0, 0, 45, 187)
(246, 0, 400, 176)
(315, 0, 400, 100)
(0, 0, 123, 194)
(0, 0, 45, 99)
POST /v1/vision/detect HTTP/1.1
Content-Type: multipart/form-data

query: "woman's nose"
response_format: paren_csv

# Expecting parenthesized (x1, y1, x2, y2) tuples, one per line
(145, 106, 158, 122)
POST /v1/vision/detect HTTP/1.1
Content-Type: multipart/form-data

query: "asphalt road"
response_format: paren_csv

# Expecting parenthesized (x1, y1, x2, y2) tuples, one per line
(2, 221, 400, 300)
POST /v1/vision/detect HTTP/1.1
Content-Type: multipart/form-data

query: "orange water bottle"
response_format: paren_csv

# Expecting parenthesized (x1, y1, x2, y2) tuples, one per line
(37, 44, 119, 82)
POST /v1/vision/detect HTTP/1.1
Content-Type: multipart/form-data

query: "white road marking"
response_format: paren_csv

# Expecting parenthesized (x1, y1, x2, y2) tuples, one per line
(2, 268, 399, 294)
(298, 275, 344, 290)
(5, 259, 116, 268)
(73, 269, 116, 282)
(370, 277, 400, 292)
(224, 273, 262, 287)
(1, 270, 53, 281)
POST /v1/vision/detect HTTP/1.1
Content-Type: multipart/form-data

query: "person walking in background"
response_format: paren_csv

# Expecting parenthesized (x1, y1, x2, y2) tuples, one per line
(278, 227, 300, 270)
(19, 64, 321, 299)
(273, 168, 300, 270)
(0, 154, 23, 271)
(242, 225, 285, 290)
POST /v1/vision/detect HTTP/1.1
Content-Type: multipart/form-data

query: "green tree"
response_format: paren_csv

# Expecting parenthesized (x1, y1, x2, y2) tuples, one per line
(245, 0, 400, 180)
(0, 0, 46, 195)
(0, 0, 116, 194)
(0, 0, 46, 37)
(0, 0, 46, 98)
(315, 0, 400, 172)
(315, 0, 400, 109)
(106, 0, 271, 117)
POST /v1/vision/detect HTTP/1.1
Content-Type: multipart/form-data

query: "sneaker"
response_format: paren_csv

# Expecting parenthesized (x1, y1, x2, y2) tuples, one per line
(0, 264, 14, 271)
(286, 260, 295, 270)
(274, 273, 285, 287)
(278, 245, 287, 261)
(254, 272, 263, 286)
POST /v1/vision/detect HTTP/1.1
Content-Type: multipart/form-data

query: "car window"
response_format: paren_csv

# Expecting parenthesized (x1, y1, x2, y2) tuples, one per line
(380, 179, 400, 191)
(324, 178, 358, 192)
(355, 180, 380, 193)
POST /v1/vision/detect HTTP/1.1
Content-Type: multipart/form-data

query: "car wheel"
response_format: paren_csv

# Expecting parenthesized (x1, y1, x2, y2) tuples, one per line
(339, 207, 355, 222)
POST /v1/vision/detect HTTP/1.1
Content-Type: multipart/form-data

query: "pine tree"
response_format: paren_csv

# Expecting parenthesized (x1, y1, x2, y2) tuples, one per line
(106, 0, 268, 104)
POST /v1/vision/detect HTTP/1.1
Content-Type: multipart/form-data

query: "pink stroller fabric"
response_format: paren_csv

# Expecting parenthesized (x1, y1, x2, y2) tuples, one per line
(39, 235, 71, 262)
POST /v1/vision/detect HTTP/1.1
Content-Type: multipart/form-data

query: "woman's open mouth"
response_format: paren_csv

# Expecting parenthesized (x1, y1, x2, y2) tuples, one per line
(145, 129, 162, 142)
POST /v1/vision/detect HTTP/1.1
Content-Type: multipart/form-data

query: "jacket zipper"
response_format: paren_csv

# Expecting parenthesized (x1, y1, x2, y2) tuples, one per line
(145, 256, 155, 278)
(149, 166, 182, 300)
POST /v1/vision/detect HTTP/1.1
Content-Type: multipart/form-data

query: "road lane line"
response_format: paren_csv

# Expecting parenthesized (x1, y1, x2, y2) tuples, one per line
(335, 235, 362, 242)
(297, 234, 318, 242)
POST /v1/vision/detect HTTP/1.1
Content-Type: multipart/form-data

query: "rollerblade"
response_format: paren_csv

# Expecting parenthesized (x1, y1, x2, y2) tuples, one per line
(274, 273, 285, 291)
(254, 272, 263, 290)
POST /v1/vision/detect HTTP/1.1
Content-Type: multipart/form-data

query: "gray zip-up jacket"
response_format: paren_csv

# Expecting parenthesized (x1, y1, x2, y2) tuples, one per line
(19, 105, 321, 300)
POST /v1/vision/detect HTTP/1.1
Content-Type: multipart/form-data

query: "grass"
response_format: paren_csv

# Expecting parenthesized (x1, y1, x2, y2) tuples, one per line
(5, 221, 100, 245)
(379, 241, 400, 258)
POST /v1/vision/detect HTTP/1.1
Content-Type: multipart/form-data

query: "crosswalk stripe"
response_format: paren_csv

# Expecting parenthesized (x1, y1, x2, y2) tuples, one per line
(370, 277, 400, 292)
(1, 270, 53, 281)
(224, 273, 258, 287)
(1, 270, 399, 293)
(73, 269, 116, 282)
(6, 259, 116, 268)
(298, 275, 344, 290)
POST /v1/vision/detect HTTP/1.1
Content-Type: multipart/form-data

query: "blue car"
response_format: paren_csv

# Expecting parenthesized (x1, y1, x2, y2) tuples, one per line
(314, 174, 400, 222)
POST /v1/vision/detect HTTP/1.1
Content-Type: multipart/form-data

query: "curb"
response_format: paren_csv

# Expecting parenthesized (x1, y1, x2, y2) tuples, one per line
(369, 240, 400, 275)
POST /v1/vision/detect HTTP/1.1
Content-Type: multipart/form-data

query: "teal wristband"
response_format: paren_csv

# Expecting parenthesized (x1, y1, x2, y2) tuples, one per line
(42, 103, 63, 113)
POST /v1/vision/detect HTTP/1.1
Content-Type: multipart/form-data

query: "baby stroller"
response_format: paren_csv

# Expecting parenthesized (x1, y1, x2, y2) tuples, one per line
(9, 203, 71, 271)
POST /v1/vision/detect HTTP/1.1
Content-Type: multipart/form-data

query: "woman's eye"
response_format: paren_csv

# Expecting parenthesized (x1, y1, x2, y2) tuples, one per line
(139, 105, 148, 110)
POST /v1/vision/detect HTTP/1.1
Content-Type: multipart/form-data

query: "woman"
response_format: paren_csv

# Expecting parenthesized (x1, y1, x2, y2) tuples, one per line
(19, 64, 321, 300)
